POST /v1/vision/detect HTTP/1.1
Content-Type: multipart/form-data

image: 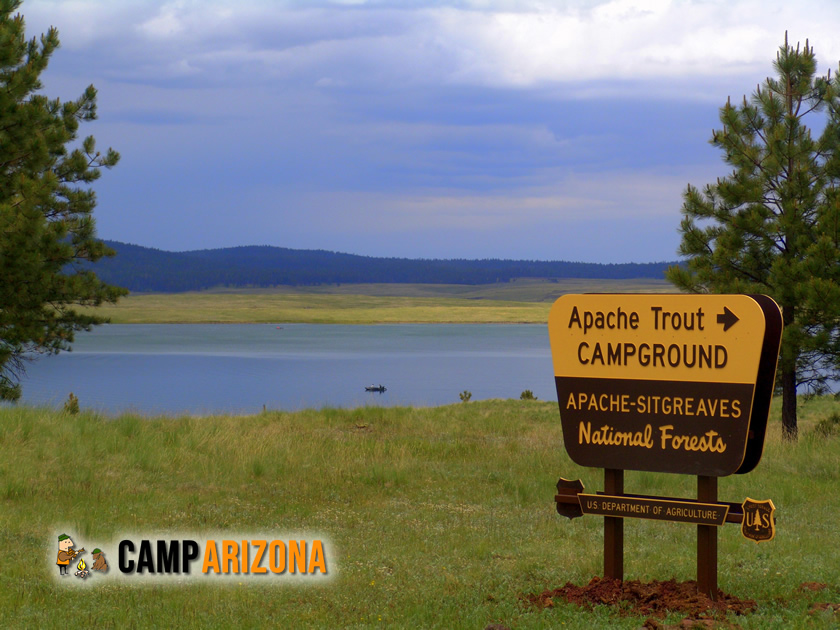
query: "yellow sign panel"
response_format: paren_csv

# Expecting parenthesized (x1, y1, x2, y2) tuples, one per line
(548, 294, 769, 384)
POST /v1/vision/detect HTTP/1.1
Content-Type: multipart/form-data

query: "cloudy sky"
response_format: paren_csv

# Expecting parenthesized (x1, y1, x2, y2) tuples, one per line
(22, 0, 840, 262)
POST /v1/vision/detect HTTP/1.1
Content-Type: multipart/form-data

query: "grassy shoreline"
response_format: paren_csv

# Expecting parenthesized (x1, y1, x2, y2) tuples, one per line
(80, 279, 674, 324)
(1, 397, 839, 627)
(82, 291, 553, 324)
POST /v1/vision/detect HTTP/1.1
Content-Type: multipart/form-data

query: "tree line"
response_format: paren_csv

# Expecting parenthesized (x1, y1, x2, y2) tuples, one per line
(87, 241, 677, 292)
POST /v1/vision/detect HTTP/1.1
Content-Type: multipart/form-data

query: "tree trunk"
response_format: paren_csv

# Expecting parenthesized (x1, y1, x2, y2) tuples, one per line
(780, 304, 798, 441)
(780, 363, 798, 441)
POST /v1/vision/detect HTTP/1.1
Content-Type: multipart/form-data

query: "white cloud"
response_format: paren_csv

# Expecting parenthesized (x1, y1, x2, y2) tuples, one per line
(25, 0, 840, 91)
(138, 4, 186, 39)
(432, 1, 840, 86)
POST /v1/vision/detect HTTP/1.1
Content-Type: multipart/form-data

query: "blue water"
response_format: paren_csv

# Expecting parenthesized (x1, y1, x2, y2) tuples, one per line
(16, 324, 556, 415)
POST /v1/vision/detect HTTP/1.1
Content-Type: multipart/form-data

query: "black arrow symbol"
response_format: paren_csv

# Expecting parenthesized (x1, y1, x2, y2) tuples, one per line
(717, 307, 739, 331)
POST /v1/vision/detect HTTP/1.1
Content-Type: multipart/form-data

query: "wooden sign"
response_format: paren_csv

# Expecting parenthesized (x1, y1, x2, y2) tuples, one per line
(548, 294, 783, 476)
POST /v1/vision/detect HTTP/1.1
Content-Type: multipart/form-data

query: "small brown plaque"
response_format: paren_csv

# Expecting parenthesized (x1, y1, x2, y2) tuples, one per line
(555, 477, 584, 520)
(579, 494, 730, 526)
(741, 498, 776, 543)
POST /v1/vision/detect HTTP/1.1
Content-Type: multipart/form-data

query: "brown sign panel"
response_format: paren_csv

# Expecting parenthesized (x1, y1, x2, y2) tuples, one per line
(548, 294, 783, 476)
(741, 498, 776, 543)
(579, 494, 730, 526)
(556, 377, 754, 475)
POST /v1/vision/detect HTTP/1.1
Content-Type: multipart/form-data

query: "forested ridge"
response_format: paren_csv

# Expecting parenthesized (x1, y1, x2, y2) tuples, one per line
(90, 241, 677, 292)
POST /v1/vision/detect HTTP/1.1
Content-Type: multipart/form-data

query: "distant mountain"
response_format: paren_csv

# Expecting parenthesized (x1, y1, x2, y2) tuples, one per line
(88, 240, 678, 293)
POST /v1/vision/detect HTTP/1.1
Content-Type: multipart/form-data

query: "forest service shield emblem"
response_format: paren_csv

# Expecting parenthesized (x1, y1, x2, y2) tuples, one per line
(741, 498, 776, 543)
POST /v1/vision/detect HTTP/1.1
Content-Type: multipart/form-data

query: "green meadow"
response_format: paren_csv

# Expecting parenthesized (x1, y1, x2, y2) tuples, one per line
(80, 278, 673, 324)
(1, 397, 838, 628)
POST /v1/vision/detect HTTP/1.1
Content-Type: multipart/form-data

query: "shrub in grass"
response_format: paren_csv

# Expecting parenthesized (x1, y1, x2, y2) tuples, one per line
(459, 390, 472, 403)
(63, 392, 80, 415)
(815, 411, 840, 436)
(520, 390, 537, 400)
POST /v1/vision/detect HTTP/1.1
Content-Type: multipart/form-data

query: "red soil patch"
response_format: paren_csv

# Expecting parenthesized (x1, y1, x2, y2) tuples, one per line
(522, 576, 756, 624)
(809, 602, 840, 615)
(799, 581, 828, 592)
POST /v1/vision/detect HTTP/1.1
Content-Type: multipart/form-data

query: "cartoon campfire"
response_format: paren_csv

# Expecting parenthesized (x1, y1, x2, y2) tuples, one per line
(74, 558, 90, 580)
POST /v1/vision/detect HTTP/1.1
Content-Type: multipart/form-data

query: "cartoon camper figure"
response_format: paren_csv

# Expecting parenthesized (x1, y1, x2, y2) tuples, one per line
(57, 534, 85, 576)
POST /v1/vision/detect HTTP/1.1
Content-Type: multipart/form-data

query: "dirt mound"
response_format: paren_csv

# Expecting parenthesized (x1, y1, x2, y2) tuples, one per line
(522, 576, 756, 624)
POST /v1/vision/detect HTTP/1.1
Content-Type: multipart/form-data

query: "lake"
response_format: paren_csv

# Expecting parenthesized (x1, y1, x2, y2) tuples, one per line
(16, 324, 556, 415)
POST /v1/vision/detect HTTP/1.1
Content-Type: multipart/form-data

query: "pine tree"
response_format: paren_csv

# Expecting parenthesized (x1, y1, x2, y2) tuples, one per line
(0, 0, 126, 400)
(667, 34, 840, 441)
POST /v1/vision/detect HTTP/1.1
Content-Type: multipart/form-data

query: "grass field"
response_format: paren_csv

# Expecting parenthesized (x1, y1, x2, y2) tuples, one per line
(1, 397, 838, 628)
(81, 278, 674, 324)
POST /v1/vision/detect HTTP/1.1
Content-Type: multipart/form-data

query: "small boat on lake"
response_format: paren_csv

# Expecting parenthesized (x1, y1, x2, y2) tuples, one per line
(365, 385, 387, 393)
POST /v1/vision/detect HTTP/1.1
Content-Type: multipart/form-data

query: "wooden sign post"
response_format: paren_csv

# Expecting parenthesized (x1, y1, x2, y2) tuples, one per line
(548, 294, 783, 598)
